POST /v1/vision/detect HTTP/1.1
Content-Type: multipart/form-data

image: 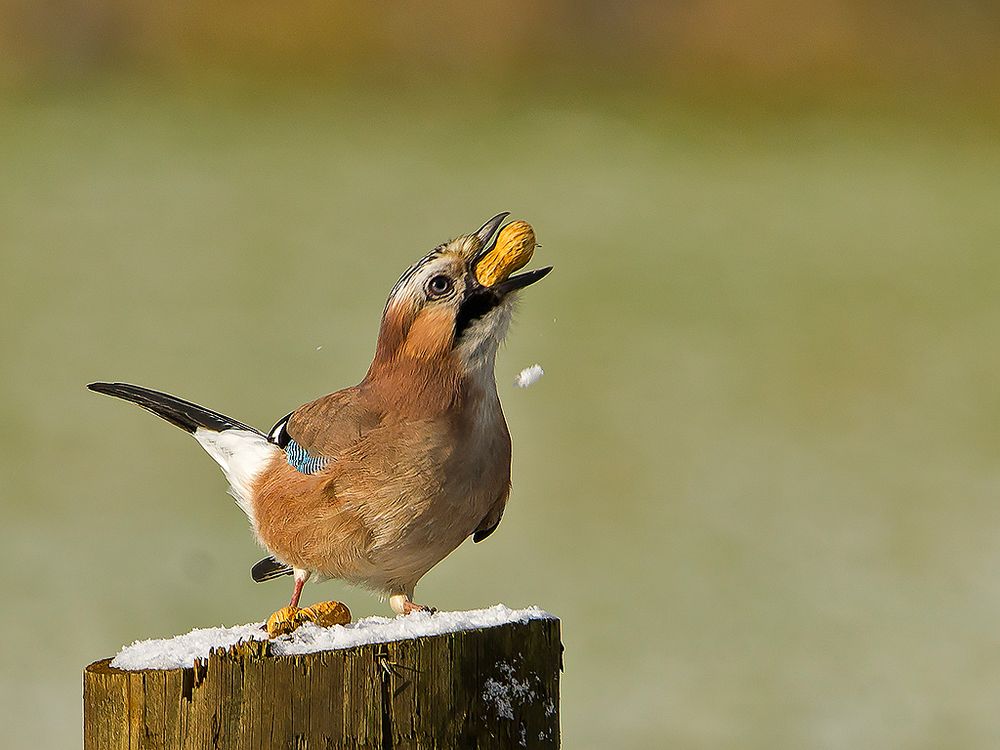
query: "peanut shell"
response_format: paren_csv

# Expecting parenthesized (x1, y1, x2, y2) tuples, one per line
(301, 600, 352, 628)
(475, 220, 536, 287)
(266, 605, 303, 638)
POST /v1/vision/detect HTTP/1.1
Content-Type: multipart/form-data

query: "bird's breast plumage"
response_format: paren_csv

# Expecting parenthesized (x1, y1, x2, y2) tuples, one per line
(250, 381, 511, 594)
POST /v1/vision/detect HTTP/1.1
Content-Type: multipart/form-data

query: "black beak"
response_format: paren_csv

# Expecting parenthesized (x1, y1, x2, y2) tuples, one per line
(455, 265, 553, 342)
(491, 266, 553, 296)
(468, 211, 552, 297)
(472, 212, 510, 262)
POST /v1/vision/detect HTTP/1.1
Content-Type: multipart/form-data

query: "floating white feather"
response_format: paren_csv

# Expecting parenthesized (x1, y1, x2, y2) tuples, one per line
(514, 364, 544, 388)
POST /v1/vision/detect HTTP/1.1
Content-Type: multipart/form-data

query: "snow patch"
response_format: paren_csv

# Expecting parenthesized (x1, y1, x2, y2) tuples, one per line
(110, 604, 554, 671)
(481, 657, 546, 743)
(111, 623, 265, 671)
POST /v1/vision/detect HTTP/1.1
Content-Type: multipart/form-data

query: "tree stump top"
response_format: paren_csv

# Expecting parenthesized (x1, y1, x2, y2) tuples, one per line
(84, 607, 562, 749)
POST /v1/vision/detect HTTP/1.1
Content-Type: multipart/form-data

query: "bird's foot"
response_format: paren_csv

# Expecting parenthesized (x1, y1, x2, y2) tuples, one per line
(265, 600, 352, 638)
(389, 593, 437, 616)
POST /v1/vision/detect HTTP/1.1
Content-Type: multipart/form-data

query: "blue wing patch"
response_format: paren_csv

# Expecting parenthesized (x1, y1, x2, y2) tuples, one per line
(284, 438, 329, 475)
(268, 413, 329, 474)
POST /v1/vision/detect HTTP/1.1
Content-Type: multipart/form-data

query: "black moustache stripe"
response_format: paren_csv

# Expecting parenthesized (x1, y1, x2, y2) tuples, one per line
(454, 291, 500, 343)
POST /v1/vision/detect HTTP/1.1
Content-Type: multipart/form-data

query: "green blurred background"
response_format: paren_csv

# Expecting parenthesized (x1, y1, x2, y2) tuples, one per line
(3, 2, 1000, 748)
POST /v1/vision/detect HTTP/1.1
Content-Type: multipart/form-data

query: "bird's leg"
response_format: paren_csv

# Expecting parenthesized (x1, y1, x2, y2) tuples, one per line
(389, 591, 437, 616)
(266, 570, 351, 637)
(289, 569, 309, 608)
(266, 569, 312, 638)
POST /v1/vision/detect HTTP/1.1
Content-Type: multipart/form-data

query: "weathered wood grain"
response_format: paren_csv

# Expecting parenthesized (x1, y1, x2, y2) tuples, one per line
(84, 618, 561, 749)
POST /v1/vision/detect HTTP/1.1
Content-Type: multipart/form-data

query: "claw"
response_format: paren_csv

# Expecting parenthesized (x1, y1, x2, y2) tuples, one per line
(389, 592, 437, 616)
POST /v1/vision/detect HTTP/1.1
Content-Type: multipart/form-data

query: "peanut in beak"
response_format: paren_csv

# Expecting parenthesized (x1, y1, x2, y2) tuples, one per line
(474, 220, 536, 287)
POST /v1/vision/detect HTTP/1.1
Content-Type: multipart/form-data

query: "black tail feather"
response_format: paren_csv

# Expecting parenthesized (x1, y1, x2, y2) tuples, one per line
(251, 556, 293, 582)
(87, 382, 262, 435)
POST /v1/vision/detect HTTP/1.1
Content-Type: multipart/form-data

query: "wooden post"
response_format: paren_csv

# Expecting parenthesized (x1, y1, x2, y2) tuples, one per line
(84, 617, 561, 749)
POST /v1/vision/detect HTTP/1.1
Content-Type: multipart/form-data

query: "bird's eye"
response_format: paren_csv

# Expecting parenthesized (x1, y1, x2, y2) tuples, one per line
(427, 275, 453, 298)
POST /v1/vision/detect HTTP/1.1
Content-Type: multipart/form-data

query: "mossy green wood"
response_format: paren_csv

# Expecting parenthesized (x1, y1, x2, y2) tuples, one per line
(84, 618, 561, 749)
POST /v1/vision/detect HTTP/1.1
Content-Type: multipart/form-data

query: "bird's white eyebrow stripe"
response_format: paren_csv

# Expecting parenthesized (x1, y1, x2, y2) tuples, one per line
(384, 247, 446, 312)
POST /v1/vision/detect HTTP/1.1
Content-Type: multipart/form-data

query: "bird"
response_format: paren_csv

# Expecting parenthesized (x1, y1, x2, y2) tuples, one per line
(88, 213, 551, 627)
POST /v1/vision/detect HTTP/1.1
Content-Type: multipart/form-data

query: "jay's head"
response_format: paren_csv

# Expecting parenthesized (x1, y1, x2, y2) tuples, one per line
(373, 213, 551, 377)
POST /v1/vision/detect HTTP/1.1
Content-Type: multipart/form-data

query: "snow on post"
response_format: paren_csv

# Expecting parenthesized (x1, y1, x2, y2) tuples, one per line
(84, 605, 562, 749)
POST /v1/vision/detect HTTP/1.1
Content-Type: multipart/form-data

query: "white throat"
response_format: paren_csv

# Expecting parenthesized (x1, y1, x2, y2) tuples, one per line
(454, 300, 513, 380)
